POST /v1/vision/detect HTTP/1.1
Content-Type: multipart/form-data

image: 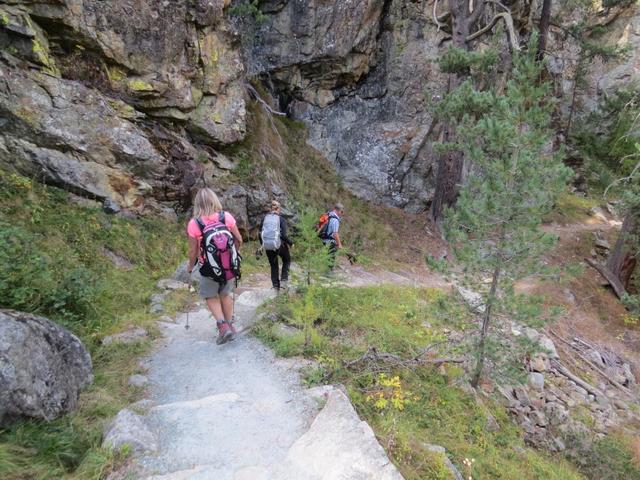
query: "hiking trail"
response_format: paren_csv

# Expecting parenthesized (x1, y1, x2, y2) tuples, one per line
(129, 272, 405, 480)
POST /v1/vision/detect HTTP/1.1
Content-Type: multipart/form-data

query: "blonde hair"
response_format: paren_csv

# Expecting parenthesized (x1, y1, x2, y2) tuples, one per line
(270, 200, 281, 211)
(193, 188, 222, 218)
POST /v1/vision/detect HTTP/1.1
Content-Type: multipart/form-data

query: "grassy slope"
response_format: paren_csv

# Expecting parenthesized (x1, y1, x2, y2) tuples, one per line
(255, 286, 585, 480)
(543, 191, 601, 225)
(0, 172, 185, 479)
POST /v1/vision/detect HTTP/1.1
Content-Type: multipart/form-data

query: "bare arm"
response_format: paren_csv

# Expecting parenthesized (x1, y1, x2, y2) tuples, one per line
(230, 224, 243, 250)
(188, 236, 199, 273)
(333, 232, 342, 249)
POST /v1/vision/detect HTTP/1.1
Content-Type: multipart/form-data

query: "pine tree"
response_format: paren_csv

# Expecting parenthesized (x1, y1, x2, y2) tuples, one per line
(291, 207, 331, 287)
(440, 43, 573, 388)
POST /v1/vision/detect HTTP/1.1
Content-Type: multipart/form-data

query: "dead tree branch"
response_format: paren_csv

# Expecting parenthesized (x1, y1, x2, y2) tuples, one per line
(345, 347, 464, 372)
(585, 258, 626, 299)
(245, 82, 287, 117)
(466, 12, 520, 50)
(433, 0, 446, 31)
(552, 359, 605, 399)
(469, 0, 487, 26)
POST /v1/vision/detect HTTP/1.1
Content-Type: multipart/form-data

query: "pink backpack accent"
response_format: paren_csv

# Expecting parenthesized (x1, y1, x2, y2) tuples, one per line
(196, 211, 241, 283)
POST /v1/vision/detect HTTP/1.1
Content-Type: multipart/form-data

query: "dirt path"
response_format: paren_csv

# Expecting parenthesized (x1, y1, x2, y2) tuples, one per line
(130, 276, 403, 480)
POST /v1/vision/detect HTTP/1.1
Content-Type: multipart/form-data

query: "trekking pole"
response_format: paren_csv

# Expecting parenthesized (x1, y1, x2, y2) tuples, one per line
(231, 277, 238, 327)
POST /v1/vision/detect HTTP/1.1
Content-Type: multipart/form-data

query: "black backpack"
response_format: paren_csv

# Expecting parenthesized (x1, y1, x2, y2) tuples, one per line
(196, 211, 241, 284)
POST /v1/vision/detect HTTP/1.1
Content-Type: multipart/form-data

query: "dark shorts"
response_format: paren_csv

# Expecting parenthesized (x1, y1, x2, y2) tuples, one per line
(199, 275, 234, 299)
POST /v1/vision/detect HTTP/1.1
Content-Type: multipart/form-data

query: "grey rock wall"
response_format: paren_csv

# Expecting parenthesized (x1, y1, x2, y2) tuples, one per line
(245, 0, 640, 211)
(247, 0, 446, 212)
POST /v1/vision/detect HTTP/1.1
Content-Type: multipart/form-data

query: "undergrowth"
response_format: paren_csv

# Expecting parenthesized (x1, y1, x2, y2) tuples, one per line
(0, 171, 185, 479)
(544, 191, 601, 225)
(253, 285, 638, 479)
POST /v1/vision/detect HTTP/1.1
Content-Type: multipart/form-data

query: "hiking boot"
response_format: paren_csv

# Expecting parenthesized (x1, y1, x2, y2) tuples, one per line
(216, 321, 235, 345)
(228, 321, 238, 335)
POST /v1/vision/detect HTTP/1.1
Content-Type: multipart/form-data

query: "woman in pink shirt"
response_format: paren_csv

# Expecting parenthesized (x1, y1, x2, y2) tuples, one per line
(187, 188, 243, 344)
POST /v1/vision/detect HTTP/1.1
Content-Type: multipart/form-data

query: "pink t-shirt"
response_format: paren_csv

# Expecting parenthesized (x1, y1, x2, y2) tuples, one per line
(187, 211, 237, 239)
(187, 212, 237, 263)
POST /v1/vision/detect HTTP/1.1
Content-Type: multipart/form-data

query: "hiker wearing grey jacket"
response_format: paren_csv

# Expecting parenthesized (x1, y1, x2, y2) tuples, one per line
(260, 200, 293, 290)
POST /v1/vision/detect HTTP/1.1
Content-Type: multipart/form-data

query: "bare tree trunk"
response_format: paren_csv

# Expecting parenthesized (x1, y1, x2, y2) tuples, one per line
(536, 0, 552, 61)
(607, 211, 638, 291)
(471, 262, 501, 389)
(431, 142, 464, 228)
(430, 0, 477, 226)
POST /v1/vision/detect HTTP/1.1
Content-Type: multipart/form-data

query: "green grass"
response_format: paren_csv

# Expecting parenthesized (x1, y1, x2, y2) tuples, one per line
(0, 171, 186, 479)
(544, 191, 601, 225)
(255, 285, 587, 480)
(565, 432, 640, 480)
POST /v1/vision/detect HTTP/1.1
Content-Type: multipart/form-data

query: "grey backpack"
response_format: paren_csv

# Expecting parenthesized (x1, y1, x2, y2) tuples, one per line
(261, 213, 281, 251)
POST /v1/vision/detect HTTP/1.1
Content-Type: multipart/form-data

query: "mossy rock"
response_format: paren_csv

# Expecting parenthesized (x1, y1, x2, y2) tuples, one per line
(127, 78, 155, 92)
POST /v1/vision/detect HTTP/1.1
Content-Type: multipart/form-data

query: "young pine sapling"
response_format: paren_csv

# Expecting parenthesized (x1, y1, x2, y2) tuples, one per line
(439, 44, 572, 387)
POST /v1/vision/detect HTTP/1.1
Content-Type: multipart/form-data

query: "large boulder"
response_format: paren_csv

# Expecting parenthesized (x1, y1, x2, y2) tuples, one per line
(269, 389, 403, 479)
(0, 310, 93, 427)
(102, 408, 157, 455)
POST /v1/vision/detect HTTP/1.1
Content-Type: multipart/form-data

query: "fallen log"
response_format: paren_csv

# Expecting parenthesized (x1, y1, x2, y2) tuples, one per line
(549, 330, 634, 397)
(551, 359, 605, 400)
(345, 347, 463, 371)
(584, 258, 626, 299)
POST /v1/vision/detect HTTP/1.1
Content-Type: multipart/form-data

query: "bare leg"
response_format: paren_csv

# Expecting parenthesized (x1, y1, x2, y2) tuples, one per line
(205, 297, 224, 321)
(220, 294, 234, 322)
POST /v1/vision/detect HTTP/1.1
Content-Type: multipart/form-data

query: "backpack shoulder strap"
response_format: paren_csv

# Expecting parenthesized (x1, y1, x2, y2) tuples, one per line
(195, 217, 205, 232)
(219, 210, 226, 224)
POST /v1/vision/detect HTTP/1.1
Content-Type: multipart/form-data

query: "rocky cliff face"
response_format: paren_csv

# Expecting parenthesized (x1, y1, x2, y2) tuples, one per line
(245, 0, 447, 212)
(245, 0, 640, 211)
(1, 0, 639, 218)
(1, 0, 244, 216)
